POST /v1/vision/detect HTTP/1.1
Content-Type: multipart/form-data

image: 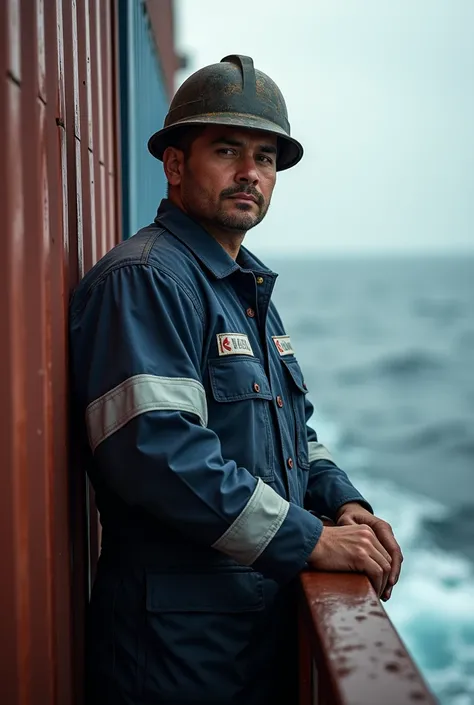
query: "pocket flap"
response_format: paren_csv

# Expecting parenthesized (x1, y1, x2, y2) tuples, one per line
(146, 571, 264, 613)
(281, 357, 308, 394)
(208, 358, 272, 402)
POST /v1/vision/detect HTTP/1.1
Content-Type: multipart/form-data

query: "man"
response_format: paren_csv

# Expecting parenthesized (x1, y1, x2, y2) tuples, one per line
(69, 55, 402, 705)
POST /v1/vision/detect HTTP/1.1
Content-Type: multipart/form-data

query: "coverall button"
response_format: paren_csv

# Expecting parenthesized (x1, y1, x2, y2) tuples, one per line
(246, 307, 255, 318)
(256, 276, 264, 285)
(253, 382, 260, 393)
(287, 457, 294, 470)
(276, 395, 284, 408)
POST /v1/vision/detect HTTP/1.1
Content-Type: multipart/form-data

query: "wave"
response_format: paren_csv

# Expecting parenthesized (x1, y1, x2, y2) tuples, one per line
(310, 411, 474, 705)
(344, 419, 473, 455)
(423, 504, 474, 562)
(377, 350, 444, 376)
(400, 420, 470, 452)
(413, 297, 464, 325)
(338, 349, 446, 385)
(457, 328, 474, 352)
(344, 470, 474, 705)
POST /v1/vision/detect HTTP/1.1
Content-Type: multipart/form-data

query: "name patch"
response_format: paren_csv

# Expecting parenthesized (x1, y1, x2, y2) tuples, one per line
(217, 333, 254, 357)
(272, 335, 294, 356)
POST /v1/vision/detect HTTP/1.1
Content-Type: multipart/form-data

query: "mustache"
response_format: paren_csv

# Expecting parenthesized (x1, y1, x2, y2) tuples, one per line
(220, 185, 264, 207)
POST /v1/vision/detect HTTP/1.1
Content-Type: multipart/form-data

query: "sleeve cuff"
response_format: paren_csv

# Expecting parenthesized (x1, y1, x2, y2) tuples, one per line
(252, 503, 323, 585)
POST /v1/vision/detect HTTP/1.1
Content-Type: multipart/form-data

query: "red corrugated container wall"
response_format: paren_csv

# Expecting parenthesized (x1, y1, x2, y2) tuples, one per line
(0, 1, 121, 703)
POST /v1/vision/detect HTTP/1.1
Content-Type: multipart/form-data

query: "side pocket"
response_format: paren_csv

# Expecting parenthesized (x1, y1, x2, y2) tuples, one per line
(140, 570, 265, 703)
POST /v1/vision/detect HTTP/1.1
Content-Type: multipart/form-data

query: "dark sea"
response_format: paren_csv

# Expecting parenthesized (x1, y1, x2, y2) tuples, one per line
(267, 254, 474, 705)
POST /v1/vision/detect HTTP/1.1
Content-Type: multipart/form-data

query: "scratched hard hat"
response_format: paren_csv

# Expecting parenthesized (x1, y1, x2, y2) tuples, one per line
(148, 54, 304, 172)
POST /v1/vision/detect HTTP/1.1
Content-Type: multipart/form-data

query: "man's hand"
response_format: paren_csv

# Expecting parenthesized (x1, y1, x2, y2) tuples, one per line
(308, 522, 393, 598)
(335, 502, 403, 601)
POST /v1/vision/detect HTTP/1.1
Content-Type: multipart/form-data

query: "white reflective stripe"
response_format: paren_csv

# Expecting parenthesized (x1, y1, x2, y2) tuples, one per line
(212, 478, 289, 565)
(86, 374, 207, 452)
(308, 441, 334, 464)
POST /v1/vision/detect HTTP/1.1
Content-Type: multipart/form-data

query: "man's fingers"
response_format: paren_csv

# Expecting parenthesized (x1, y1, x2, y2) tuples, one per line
(371, 521, 403, 586)
(354, 532, 392, 597)
(387, 548, 403, 588)
(365, 557, 387, 598)
(374, 523, 397, 553)
(381, 546, 403, 601)
(336, 514, 358, 527)
(375, 527, 403, 586)
(309, 520, 402, 601)
(372, 534, 392, 567)
(381, 586, 393, 602)
(358, 524, 392, 567)
(370, 547, 391, 596)
(336, 514, 402, 595)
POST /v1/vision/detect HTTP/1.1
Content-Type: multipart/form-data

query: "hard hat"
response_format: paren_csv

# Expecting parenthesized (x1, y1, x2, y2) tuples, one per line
(148, 54, 303, 171)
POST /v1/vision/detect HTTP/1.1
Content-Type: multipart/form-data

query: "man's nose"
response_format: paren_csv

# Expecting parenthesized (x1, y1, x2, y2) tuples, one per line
(235, 156, 259, 185)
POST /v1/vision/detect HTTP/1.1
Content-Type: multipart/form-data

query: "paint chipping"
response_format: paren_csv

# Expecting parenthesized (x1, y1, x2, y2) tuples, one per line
(385, 662, 401, 673)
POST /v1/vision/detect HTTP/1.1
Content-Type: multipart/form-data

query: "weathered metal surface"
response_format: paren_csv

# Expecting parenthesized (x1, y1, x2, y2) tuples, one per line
(145, 0, 178, 98)
(299, 572, 437, 705)
(0, 0, 121, 702)
(147, 53, 304, 172)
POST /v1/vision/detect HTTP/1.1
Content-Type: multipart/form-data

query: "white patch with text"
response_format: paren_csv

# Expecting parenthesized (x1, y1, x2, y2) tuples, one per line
(272, 335, 294, 356)
(217, 333, 254, 357)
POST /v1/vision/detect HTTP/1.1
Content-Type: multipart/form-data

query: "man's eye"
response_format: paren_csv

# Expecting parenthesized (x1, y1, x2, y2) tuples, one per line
(258, 155, 274, 165)
(217, 148, 236, 156)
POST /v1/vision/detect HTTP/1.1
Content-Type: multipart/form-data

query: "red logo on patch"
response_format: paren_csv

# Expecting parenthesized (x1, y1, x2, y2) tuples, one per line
(222, 337, 232, 352)
(275, 340, 284, 354)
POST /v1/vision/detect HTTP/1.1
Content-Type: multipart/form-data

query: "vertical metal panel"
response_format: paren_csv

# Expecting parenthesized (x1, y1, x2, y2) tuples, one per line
(0, 4, 28, 704)
(104, 0, 120, 250)
(20, 0, 54, 699)
(44, 3, 73, 703)
(89, 0, 104, 262)
(76, 0, 95, 274)
(145, 0, 177, 98)
(119, 0, 169, 238)
(0, 0, 121, 702)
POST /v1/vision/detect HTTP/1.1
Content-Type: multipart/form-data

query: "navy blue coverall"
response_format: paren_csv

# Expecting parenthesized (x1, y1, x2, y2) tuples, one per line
(69, 200, 371, 705)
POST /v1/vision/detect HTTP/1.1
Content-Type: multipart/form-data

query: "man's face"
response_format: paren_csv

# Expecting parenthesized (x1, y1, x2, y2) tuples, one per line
(167, 125, 278, 233)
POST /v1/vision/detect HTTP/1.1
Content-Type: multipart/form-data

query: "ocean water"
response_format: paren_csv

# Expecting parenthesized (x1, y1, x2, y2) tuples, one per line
(267, 254, 474, 705)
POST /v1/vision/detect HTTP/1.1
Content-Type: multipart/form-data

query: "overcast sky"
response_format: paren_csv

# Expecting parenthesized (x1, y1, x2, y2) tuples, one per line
(174, 0, 474, 255)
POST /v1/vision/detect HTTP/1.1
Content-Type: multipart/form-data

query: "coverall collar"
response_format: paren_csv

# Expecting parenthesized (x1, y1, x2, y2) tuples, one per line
(155, 199, 276, 281)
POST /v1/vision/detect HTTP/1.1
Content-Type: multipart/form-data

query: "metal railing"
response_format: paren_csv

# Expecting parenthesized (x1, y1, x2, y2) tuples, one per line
(298, 571, 438, 705)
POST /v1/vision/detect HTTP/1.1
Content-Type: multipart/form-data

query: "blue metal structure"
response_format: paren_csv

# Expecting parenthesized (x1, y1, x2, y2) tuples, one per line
(118, 0, 170, 238)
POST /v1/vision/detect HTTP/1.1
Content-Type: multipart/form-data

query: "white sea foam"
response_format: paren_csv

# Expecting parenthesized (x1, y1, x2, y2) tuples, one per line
(312, 411, 474, 705)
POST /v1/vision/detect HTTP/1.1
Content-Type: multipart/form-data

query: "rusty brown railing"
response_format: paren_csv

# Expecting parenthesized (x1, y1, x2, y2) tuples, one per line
(298, 572, 438, 705)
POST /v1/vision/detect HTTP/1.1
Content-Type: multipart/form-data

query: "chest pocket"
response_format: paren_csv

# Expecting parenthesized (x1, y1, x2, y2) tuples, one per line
(208, 357, 275, 482)
(280, 357, 310, 470)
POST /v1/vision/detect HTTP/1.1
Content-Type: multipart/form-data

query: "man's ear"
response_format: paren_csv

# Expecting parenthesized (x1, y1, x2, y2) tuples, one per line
(163, 146, 184, 187)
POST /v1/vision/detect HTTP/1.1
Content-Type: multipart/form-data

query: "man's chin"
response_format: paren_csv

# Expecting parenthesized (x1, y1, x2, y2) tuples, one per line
(230, 218, 259, 232)
(217, 209, 261, 232)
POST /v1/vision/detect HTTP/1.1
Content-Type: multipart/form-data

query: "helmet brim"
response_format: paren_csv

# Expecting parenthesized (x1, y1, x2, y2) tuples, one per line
(147, 112, 304, 172)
